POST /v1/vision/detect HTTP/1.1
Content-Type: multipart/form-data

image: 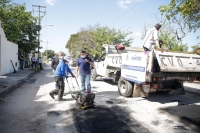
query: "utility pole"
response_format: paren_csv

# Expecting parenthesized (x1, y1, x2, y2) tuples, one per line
(46, 40, 48, 61)
(32, 5, 46, 58)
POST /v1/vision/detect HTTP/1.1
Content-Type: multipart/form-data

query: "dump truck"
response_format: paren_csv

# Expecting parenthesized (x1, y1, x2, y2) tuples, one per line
(91, 44, 200, 97)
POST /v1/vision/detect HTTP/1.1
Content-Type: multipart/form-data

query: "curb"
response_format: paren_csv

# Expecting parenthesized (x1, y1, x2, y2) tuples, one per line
(184, 89, 200, 96)
(184, 83, 200, 96)
(0, 71, 35, 98)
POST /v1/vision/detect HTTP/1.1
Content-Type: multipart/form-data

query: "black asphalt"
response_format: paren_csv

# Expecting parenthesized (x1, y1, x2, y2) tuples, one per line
(70, 105, 150, 133)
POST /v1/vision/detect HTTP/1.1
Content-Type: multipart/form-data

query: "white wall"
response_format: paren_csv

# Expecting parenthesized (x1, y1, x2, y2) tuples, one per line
(0, 20, 18, 75)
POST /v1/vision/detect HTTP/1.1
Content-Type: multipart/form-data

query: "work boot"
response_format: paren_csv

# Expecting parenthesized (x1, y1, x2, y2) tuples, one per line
(49, 92, 55, 99)
(87, 90, 91, 93)
(57, 98, 66, 101)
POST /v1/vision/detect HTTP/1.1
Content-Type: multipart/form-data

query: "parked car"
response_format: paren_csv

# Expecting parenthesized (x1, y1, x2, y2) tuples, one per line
(48, 58, 52, 61)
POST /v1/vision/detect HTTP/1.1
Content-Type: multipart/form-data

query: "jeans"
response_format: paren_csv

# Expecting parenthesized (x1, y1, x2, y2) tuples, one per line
(20, 61, 24, 70)
(32, 61, 36, 69)
(39, 63, 43, 70)
(80, 74, 91, 91)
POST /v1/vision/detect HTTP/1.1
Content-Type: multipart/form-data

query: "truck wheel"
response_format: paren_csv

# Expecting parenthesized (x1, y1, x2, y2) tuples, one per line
(91, 69, 97, 81)
(118, 78, 133, 97)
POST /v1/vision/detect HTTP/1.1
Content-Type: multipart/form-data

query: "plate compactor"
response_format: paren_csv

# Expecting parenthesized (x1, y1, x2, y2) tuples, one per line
(66, 76, 95, 109)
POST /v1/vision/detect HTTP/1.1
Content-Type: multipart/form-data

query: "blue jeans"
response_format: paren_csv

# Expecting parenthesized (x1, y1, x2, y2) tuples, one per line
(20, 61, 24, 69)
(80, 74, 91, 91)
(32, 61, 36, 69)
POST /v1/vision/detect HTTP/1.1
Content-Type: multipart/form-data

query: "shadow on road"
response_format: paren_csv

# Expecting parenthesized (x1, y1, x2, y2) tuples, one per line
(146, 93, 200, 105)
(94, 78, 118, 85)
(159, 104, 200, 132)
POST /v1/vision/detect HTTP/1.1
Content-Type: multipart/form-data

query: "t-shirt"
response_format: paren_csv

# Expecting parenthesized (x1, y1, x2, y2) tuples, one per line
(20, 56, 24, 61)
(32, 57, 37, 62)
(142, 27, 159, 50)
(77, 56, 93, 75)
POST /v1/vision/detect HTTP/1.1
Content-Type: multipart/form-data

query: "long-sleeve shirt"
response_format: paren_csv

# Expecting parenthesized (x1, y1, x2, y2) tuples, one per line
(54, 60, 73, 77)
(142, 27, 159, 50)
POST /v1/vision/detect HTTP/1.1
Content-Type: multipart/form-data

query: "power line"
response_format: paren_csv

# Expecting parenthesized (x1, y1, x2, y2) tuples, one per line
(109, 1, 142, 26)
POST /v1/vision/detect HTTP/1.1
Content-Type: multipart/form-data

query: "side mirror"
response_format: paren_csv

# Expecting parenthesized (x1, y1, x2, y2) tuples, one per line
(95, 59, 99, 62)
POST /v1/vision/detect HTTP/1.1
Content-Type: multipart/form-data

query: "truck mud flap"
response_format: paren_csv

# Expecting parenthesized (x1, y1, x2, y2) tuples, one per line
(132, 83, 149, 98)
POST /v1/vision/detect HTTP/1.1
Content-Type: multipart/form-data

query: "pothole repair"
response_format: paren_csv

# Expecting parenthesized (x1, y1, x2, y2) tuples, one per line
(173, 126, 188, 130)
(47, 111, 60, 116)
(105, 100, 114, 104)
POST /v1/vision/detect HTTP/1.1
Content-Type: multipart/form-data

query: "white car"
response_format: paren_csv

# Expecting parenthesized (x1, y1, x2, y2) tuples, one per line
(69, 59, 77, 67)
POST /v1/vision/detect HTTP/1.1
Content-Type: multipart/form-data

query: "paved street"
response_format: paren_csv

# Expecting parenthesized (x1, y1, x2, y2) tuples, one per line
(0, 64, 200, 133)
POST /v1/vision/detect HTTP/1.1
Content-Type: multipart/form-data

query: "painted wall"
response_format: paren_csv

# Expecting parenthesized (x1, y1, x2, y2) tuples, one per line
(0, 20, 18, 75)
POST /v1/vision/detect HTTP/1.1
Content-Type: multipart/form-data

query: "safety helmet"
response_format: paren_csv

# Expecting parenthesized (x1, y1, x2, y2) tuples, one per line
(63, 56, 69, 62)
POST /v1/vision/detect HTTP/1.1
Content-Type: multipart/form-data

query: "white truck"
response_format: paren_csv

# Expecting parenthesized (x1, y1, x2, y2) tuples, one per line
(91, 44, 200, 97)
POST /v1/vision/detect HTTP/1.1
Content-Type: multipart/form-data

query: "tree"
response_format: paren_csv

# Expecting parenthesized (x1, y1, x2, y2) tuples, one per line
(159, 0, 200, 32)
(191, 43, 200, 55)
(159, 31, 188, 52)
(0, 0, 40, 53)
(66, 24, 133, 56)
(42, 50, 55, 58)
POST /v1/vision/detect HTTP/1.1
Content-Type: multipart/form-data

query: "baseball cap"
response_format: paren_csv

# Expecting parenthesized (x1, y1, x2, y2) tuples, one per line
(63, 56, 69, 62)
(155, 23, 162, 29)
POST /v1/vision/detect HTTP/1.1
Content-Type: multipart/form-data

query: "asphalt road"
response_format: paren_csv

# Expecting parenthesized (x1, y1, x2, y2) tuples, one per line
(0, 64, 200, 133)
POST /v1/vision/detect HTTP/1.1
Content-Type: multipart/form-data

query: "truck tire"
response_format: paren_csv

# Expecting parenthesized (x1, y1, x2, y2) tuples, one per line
(118, 78, 133, 97)
(91, 69, 97, 81)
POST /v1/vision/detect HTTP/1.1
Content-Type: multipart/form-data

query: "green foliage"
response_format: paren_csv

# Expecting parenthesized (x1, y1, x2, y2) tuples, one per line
(159, 0, 200, 32)
(42, 50, 55, 58)
(0, 0, 40, 53)
(66, 24, 133, 57)
(191, 43, 200, 55)
(159, 28, 188, 52)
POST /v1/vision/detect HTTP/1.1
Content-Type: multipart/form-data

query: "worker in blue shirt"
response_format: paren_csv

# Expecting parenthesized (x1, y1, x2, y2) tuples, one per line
(49, 56, 74, 101)
(76, 50, 94, 93)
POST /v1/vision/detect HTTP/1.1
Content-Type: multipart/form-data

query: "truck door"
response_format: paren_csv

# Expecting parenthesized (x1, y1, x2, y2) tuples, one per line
(96, 53, 107, 76)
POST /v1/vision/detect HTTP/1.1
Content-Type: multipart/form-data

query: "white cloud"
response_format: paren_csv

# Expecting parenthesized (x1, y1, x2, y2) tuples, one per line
(134, 32, 142, 36)
(117, 0, 144, 9)
(45, 0, 57, 6)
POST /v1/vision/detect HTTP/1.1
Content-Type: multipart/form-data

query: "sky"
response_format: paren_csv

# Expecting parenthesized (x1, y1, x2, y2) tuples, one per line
(12, 0, 200, 54)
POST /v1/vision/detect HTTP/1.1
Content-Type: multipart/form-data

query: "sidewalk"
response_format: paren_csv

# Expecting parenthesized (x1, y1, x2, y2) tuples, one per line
(184, 81, 200, 96)
(0, 69, 35, 98)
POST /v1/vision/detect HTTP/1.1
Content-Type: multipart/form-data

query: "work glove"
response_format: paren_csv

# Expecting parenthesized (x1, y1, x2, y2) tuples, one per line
(72, 74, 75, 78)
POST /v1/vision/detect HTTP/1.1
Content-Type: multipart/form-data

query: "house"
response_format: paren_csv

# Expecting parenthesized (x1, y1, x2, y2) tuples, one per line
(0, 20, 18, 75)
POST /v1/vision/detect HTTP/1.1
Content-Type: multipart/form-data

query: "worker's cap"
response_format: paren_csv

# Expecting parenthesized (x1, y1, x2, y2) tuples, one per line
(155, 23, 162, 29)
(63, 56, 70, 62)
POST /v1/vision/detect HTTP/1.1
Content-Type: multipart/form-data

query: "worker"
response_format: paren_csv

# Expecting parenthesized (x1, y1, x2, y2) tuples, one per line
(142, 23, 163, 53)
(49, 56, 74, 101)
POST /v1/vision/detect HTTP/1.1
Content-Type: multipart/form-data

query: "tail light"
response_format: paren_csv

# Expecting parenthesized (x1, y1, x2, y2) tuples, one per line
(152, 77, 162, 82)
(153, 84, 158, 89)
